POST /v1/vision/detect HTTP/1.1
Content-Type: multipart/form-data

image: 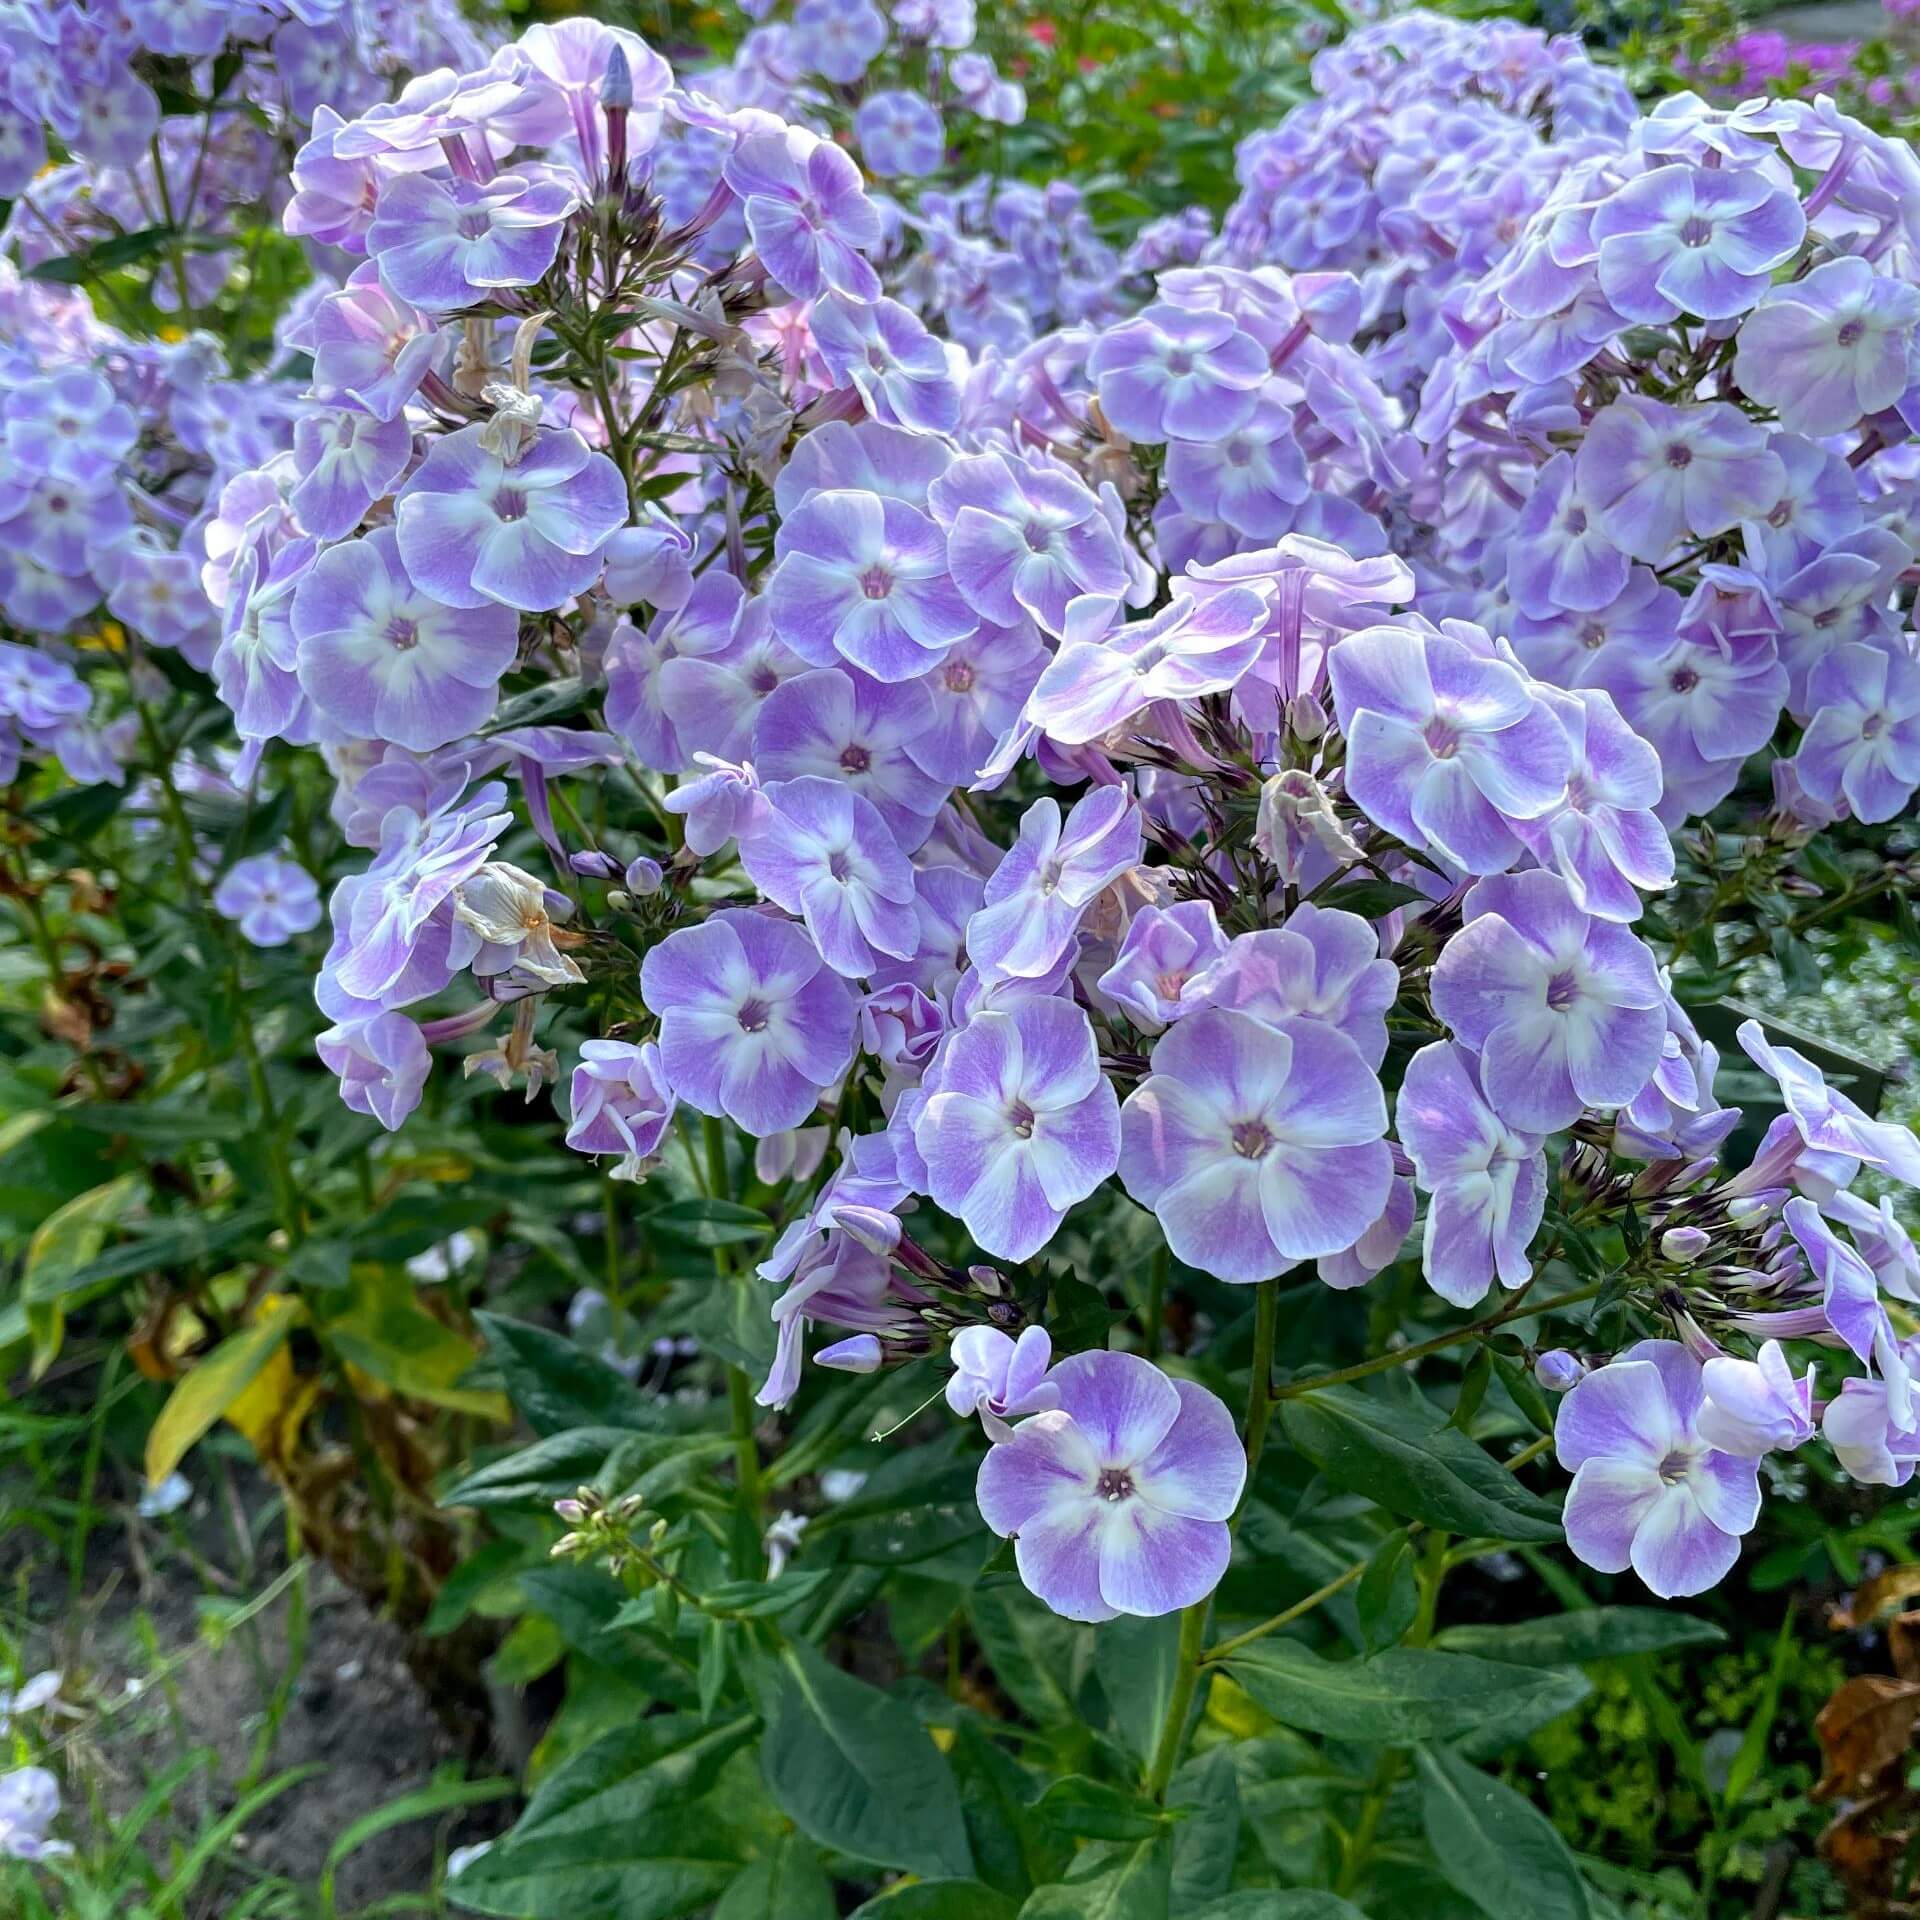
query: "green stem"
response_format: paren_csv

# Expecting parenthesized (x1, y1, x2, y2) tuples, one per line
(1143, 1596, 1209, 1800)
(1142, 1242, 1167, 1360)
(1201, 1561, 1366, 1667)
(727, 1364, 764, 1572)
(1242, 1277, 1281, 1487)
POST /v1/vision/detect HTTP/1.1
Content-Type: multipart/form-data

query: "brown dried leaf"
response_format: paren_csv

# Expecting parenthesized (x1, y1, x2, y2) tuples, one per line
(1892, 1613, 1920, 1686)
(1818, 1791, 1911, 1900)
(1814, 1674, 1920, 1801)
(1832, 1566, 1920, 1632)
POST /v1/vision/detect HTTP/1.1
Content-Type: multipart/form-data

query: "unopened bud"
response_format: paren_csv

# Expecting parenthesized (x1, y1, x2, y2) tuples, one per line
(599, 44, 633, 109)
(569, 849, 621, 879)
(1534, 1349, 1585, 1393)
(833, 1206, 902, 1256)
(817, 1333, 884, 1374)
(624, 855, 663, 896)
(1660, 1226, 1711, 1265)
(553, 1496, 589, 1524)
(966, 1264, 1005, 1298)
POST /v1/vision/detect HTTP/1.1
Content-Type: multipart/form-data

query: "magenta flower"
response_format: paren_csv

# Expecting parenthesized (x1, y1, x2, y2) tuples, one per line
(1191, 905, 1398, 1069)
(1023, 588, 1271, 746)
(318, 1011, 432, 1132)
(1575, 398, 1784, 563)
(290, 406, 414, 545)
(967, 784, 1141, 985)
(565, 1039, 676, 1180)
(212, 853, 322, 949)
(1555, 1341, 1761, 1598)
(914, 997, 1120, 1260)
(724, 128, 882, 302)
(976, 1350, 1244, 1621)
(946, 1325, 1058, 1441)
(1735, 258, 1920, 435)
(1086, 302, 1268, 443)
(1327, 623, 1571, 874)
(292, 529, 519, 751)
(1118, 1008, 1392, 1284)
(752, 666, 945, 851)
(1794, 640, 1920, 825)
(367, 170, 579, 311)
(1592, 163, 1804, 323)
(1396, 1041, 1546, 1308)
(811, 293, 960, 435)
(1097, 900, 1231, 1031)
(768, 489, 977, 684)
(929, 451, 1127, 637)
(1515, 685, 1674, 923)
(639, 909, 857, 1136)
(1431, 871, 1665, 1132)
(740, 776, 918, 978)
(395, 424, 627, 613)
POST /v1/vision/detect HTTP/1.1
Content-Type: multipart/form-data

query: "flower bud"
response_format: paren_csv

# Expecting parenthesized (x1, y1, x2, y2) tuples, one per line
(569, 850, 622, 879)
(1660, 1226, 1711, 1265)
(817, 1334, 884, 1374)
(1534, 1349, 1585, 1393)
(600, 44, 633, 110)
(624, 855, 664, 896)
(833, 1205, 902, 1256)
(553, 1496, 588, 1524)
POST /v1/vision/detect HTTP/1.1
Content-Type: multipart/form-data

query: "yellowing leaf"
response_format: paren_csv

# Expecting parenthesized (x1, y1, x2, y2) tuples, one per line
(222, 1340, 324, 1479)
(146, 1295, 304, 1487)
(321, 1267, 507, 1421)
(23, 1174, 143, 1302)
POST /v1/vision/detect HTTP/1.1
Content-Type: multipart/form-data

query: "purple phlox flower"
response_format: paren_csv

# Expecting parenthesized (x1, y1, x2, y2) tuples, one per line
(1742, 435, 1863, 579)
(307, 268, 444, 423)
(759, 1125, 912, 1286)
(1739, 1018, 1920, 1188)
(516, 20, 673, 165)
(290, 405, 414, 544)
(454, 861, 586, 991)
(1697, 1341, 1815, 1456)
(752, 665, 946, 851)
(860, 979, 946, 1081)
(1575, 397, 1784, 563)
(1317, 1174, 1415, 1291)
(792, 0, 888, 81)
(1824, 1376, 1920, 1487)
(640, 908, 857, 1135)
(1396, 1040, 1548, 1307)
(3, 367, 136, 488)
(213, 535, 316, 747)
(1555, 1340, 1761, 1597)
(1022, 587, 1271, 747)
(740, 775, 918, 978)
(1771, 528, 1910, 715)
(566, 1038, 676, 1180)
(966, 783, 1142, 985)
(907, 616, 1048, 788)
(975, 1350, 1244, 1620)
(1735, 257, 1920, 436)
(914, 997, 1120, 1259)
(1432, 870, 1666, 1132)
(293, 527, 519, 750)
(1785, 1196, 1912, 1426)
(929, 450, 1127, 638)
(213, 853, 322, 948)
(651, 592, 810, 772)
(367, 169, 579, 312)
(1514, 684, 1673, 923)
(774, 418, 953, 518)
(318, 1010, 432, 1132)
(725, 127, 883, 303)
(769, 487, 977, 683)
(1096, 900, 1231, 1031)
(1827, 1190, 1920, 1303)
(396, 424, 627, 614)
(1509, 566, 1682, 693)
(1507, 453, 1630, 621)
(1592, 162, 1804, 323)
(1327, 622, 1571, 874)
(760, 1222, 926, 1407)
(1192, 905, 1399, 1070)
(757, 1125, 831, 1186)
(606, 570, 759, 773)
(1118, 1007, 1391, 1284)
(0, 1766, 69, 1863)
(855, 90, 945, 178)
(664, 754, 768, 856)
(284, 108, 384, 255)
(0, 104, 45, 199)
(0, 466, 129, 577)
(101, 537, 218, 663)
(1086, 302, 1269, 444)
(1163, 390, 1310, 540)
(1794, 638, 1920, 825)
(1615, 1008, 1740, 1164)
(602, 508, 694, 611)
(328, 781, 510, 1005)
(1252, 768, 1364, 889)
(946, 1324, 1058, 1440)
(811, 292, 961, 436)
(870, 862, 983, 1000)
(0, 645, 89, 742)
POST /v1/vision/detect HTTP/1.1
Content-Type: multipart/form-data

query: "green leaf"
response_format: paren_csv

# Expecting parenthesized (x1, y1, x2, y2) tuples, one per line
(1433, 1608, 1725, 1668)
(1278, 1388, 1564, 1543)
(320, 1771, 513, 1916)
(477, 1311, 669, 1436)
(449, 1714, 754, 1918)
(1311, 878, 1431, 919)
(1189, 1898, 1366, 1919)
(848, 1884, 1020, 1920)
(756, 1638, 974, 1881)
(1034, 1775, 1173, 1843)
(1722, 1609, 1795, 1810)
(439, 1429, 655, 1510)
(1095, 1612, 1182, 1766)
(693, 1572, 835, 1619)
(1415, 1743, 1592, 1920)
(1019, 1835, 1170, 1919)
(711, 1836, 835, 1920)
(970, 1583, 1088, 1727)
(21, 1174, 144, 1303)
(1223, 1642, 1588, 1746)
(1167, 1746, 1238, 1908)
(145, 1297, 303, 1486)
(1355, 1529, 1419, 1656)
(642, 1198, 771, 1248)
